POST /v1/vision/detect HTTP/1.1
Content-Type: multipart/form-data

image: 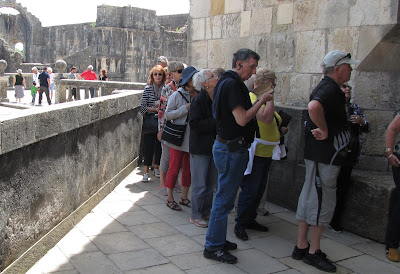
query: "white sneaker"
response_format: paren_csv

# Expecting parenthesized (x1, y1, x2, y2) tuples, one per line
(174, 184, 182, 192)
(190, 218, 208, 228)
(154, 169, 160, 178)
(142, 173, 150, 182)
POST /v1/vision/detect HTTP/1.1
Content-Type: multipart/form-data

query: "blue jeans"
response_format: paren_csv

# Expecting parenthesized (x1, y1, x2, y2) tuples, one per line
(205, 140, 249, 251)
(236, 156, 272, 226)
(190, 154, 217, 219)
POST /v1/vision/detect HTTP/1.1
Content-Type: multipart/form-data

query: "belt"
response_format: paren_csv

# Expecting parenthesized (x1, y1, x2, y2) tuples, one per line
(216, 135, 249, 148)
(216, 135, 229, 144)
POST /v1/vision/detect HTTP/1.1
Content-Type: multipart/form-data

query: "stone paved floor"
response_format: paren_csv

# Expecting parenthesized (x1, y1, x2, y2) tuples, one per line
(26, 166, 400, 274)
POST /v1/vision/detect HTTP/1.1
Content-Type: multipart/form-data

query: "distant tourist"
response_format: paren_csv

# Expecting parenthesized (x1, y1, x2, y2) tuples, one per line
(48, 67, 55, 101)
(13, 69, 25, 103)
(32, 67, 39, 90)
(68, 66, 80, 100)
(157, 56, 169, 68)
(38, 67, 52, 106)
(30, 81, 38, 105)
(99, 69, 108, 81)
(80, 65, 97, 98)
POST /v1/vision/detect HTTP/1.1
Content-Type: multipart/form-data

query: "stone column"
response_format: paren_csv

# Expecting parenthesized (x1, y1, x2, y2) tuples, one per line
(0, 60, 9, 102)
(54, 60, 67, 104)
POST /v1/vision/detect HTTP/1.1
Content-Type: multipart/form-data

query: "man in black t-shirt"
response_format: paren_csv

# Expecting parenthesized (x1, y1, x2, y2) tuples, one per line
(203, 49, 273, 264)
(291, 51, 359, 272)
(38, 67, 51, 105)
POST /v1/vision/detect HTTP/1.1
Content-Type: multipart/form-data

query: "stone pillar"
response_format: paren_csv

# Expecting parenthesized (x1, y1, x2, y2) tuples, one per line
(54, 60, 67, 104)
(0, 60, 9, 102)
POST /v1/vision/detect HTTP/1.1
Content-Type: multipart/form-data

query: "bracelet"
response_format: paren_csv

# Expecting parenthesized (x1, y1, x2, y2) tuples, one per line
(388, 154, 394, 159)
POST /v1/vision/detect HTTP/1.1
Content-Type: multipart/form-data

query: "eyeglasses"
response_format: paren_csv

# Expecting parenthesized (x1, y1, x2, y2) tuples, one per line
(153, 73, 163, 77)
(342, 84, 352, 90)
(334, 53, 351, 67)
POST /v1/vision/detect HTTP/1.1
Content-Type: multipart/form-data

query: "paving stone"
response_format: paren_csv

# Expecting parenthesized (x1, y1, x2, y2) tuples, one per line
(338, 254, 400, 273)
(322, 227, 369, 246)
(76, 211, 128, 236)
(108, 248, 169, 271)
(127, 222, 180, 239)
(110, 210, 161, 226)
(247, 235, 294, 258)
(319, 238, 363, 262)
(142, 203, 184, 217)
(234, 248, 288, 274)
(265, 202, 290, 214)
(276, 269, 302, 274)
(97, 200, 143, 214)
(351, 240, 400, 268)
(25, 245, 75, 273)
(273, 210, 299, 225)
(279, 256, 351, 274)
(174, 223, 208, 237)
(113, 183, 147, 195)
(130, 192, 166, 206)
(186, 263, 246, 274)
(100, 192, 136, 203)
(157, 212, 192, 227)
(190, 234, 253, 251)
(267, 221, 299, 244)
(90, 231, 149, 254)
(145, 234, 203, 257)
(69, 251, 123, 274)
(168, 251, 218, 270)
(57, 227, 99, 257)
(125, 263, 185, 274)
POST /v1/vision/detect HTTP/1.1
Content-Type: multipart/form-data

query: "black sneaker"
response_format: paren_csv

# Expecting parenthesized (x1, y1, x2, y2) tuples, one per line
(245, 221, 269, 232)
(203, 248, 238, 264)
(234, 225, 249, 241)
(303, 249, 336, 272)
(224, 240, 237, 251)
(291, 244, 310, 260)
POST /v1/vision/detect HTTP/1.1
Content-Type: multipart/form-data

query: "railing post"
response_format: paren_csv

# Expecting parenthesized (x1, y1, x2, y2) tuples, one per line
(54, 60, 67, 104)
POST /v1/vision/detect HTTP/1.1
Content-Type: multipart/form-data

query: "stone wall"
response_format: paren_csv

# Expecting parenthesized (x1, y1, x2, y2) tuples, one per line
(188, 0, 400, 171)
(158, 14, 189, 31)
(0, 91, 143, 271)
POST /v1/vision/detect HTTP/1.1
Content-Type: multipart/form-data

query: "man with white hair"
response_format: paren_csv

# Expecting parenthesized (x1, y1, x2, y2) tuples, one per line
(80, 65, 97, 98)
(292, 51, 359, 272)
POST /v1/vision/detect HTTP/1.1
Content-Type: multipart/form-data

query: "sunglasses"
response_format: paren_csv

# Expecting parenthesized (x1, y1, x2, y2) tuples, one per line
(342, 84, 352, 90)
(335, 53, 351, 66)
(153, 72, 163, 77)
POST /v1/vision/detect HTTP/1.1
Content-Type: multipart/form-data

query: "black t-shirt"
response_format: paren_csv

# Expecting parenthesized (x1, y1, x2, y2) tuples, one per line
(215, 70, 257, 144)
(304, 76, 347, 165)
(38, 72, 49, 88)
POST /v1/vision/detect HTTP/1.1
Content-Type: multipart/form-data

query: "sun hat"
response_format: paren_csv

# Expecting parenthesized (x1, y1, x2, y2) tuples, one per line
(88, 65, 93, 70)
(253, 68, 276, 97)
(179, 66, 198, 86)
(323, 50, 360, 67)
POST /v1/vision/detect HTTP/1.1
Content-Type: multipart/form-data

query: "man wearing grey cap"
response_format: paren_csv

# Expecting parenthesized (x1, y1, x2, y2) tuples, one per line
(291, 50, 359, 272)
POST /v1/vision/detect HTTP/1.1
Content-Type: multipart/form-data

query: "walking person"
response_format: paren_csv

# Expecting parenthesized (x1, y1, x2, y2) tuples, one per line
(292, 51, 359, 272)
(13, 69, 25, 103)
(48, 67, 55, 102)
(203, 48, 273, 264)
(38, 67, 52, 106)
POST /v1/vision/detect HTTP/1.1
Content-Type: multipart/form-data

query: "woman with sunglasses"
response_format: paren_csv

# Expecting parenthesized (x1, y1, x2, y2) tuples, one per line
(330, 82, 370, 233)
(140, 65, 167, 182)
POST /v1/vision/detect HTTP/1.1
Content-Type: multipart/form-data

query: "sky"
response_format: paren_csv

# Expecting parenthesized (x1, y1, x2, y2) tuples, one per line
(3, 0, 190, 27)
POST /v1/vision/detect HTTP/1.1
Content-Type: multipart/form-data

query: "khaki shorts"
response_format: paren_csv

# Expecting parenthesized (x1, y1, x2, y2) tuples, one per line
(296, 159, 340, 226)
(159, 142, 170, 172)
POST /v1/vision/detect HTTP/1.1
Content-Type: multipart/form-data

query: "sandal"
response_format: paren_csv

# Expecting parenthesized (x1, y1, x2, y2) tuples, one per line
(179, 198, 191, 208)
(167, 200, 182, 211)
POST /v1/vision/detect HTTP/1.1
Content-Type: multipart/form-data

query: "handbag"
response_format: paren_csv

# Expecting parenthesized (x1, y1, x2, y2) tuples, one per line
(161, 90, 189, 146)
(142, 113, 158, 134)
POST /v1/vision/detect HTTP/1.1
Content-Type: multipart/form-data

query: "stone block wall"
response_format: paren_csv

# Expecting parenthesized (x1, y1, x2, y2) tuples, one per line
(0, 91, 143, 271)
(188, 0, 400, 171)
(158, 14, 189, 31)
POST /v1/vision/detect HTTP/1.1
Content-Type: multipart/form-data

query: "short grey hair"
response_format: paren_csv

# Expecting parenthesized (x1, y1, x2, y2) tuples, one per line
(193, 69, 212, 91)
(321, 62, 334, 75)
(167, 61, 184, 73)
(157, 56, 169, 64)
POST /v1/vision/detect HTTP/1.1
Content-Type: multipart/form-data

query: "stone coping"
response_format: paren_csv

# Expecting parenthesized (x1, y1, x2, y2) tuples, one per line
(0, 90, 143, 156)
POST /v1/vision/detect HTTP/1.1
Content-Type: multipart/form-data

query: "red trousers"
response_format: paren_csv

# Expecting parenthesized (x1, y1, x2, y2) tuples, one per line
(165, 147, 191, 188)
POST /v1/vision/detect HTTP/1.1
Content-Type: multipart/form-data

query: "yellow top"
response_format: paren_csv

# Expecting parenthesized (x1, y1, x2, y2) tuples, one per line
(250, 92, 281, 157)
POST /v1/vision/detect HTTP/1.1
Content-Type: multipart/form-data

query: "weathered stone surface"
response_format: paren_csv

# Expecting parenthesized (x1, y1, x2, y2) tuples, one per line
(211, 0, 225, 16)
(224, 0, 244, 14)
(250, 8, 273, 36)
(190, 0, 211, 18)
(0, 91, 142, 271)
(295, 30, 326, 73)
(188, 41, 208, 69)
(349, 0, 395, 26)
(207, 39, 228, 69)
(277, 3, 294, 25)
(192, 18, 206, 41)
(327, 27, 359, 58)
(317, 0, 349, 29)
(294, 0, 319, 32)
(206, 15, 223, 39)
(222, 13, 241, 39)
(288, 74, 312, 106)
(261, 34, 295, 73)
(240, 11, 251, 37)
